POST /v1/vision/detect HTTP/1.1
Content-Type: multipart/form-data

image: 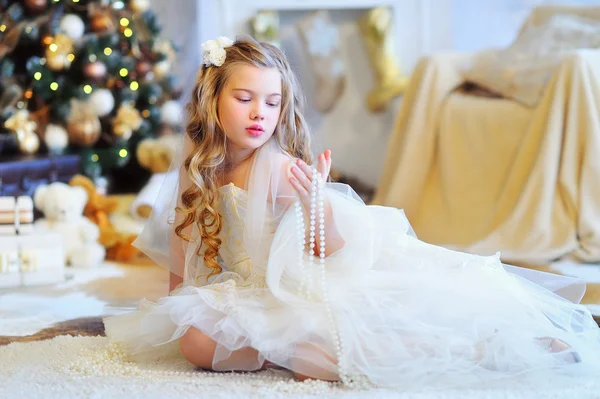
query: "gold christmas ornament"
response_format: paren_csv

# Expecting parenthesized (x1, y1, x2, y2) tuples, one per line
(66, 99, 102, 146)
(112, 103, 142, 140)
(358, 7, 409, 112)
(130, 0, 150, 13)
(90, 10, 113, 33)
(4, 110, 40, 154)
(45, 33, 74, 71)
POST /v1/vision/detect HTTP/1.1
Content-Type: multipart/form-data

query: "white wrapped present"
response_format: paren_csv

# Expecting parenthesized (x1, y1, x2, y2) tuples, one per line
(0, 232, 66, 289)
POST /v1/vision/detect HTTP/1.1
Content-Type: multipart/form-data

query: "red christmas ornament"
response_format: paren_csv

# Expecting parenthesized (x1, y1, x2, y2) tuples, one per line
(24, 0, 48, 14)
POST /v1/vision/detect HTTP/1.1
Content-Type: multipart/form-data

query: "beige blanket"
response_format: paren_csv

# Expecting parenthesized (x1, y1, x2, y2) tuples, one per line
(373, 50, 600, 266)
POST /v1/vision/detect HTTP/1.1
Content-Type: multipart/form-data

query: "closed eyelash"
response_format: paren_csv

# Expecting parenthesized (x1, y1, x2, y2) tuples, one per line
(237, 98, 279, 107)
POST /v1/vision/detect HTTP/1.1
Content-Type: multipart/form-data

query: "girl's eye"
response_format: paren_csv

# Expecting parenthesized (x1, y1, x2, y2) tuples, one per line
(267, 102, 279, 107)
(237, 98, 251, 103)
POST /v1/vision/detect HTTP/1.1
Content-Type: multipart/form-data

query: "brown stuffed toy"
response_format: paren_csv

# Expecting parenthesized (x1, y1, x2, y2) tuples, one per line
(69, 175, 141, 262)
(132, 134, 180, 219)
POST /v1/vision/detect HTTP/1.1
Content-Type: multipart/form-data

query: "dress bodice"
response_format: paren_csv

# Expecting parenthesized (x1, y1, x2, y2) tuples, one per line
(213, 183, 280, 287)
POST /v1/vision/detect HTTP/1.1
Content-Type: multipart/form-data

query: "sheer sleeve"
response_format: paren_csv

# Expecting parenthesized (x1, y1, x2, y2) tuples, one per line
(132, 133, 196, 281)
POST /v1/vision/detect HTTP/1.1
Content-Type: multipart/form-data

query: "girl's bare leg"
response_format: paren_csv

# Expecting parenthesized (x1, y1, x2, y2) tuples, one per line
(179, 327, 265, 370)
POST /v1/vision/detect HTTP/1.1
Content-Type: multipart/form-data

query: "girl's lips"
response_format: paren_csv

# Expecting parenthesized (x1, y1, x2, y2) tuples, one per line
(246, 127, 264, 136)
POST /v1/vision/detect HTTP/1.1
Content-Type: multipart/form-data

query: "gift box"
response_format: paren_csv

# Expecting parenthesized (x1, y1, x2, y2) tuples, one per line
(0, 154, 81, 198)
(2, 195, 34, 234)
(0, 232, 66, 289)
(0, 195, 34, 235)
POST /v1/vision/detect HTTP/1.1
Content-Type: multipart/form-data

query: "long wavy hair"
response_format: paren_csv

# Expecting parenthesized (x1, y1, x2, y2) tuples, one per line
(175, 36, 313, 279)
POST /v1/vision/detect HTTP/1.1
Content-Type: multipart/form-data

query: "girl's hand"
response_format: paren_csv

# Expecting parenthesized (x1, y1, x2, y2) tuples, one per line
(289, 150, 331, 207)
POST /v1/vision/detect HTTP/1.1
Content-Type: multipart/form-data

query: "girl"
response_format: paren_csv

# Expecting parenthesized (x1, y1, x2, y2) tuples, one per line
(104, 36, 600, 388)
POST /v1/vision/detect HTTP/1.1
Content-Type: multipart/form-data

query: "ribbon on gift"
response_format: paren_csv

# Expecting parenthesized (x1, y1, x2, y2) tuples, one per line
(0, 251, 19, 273)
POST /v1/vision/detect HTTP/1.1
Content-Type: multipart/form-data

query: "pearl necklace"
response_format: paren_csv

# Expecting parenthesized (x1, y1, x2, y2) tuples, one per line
(294, 168, 358, 386)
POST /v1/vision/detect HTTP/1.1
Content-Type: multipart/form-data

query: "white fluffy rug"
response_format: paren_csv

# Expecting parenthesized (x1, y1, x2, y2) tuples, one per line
(1, 336, 599, 399)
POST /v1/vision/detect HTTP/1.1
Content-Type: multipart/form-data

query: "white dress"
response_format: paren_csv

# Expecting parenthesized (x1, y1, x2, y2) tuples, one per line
(104, 183, 600, 389)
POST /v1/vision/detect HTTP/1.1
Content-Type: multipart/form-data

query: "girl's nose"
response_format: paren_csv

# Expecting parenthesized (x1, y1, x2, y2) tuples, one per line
(250, 105, 265, 121)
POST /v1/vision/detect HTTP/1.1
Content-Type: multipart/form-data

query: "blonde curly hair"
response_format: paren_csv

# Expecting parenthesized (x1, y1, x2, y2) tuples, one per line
(175, 36, 313, 280)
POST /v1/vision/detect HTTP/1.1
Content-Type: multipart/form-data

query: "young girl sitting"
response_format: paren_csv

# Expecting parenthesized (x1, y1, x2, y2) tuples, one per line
(104, 36, 600, 389)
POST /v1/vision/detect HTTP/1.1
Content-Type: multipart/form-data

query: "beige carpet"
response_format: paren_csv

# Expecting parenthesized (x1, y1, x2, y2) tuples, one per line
(2, 335, 599, 399)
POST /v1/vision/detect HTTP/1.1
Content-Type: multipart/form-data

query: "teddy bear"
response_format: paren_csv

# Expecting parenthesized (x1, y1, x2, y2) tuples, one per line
(33, 182, 105, 268)
(68, 175, 141, 263)
(131, 134, 181, 220)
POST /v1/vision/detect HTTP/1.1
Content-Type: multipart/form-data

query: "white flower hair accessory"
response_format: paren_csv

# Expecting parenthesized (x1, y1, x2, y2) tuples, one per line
(201, 36, 234, 67)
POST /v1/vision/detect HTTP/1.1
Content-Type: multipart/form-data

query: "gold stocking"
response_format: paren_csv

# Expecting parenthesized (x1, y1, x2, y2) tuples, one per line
(358, 7, 409, 112)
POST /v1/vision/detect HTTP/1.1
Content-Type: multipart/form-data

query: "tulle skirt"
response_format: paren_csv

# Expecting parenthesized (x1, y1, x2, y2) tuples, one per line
(103, 188, 600, 389)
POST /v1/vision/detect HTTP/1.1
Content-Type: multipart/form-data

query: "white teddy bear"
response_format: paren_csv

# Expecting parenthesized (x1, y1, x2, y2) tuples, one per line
(33, 182, 105, 268)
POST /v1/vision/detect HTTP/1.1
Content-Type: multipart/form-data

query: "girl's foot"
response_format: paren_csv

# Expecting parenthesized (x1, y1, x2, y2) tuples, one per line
(537, 337, 582, 364)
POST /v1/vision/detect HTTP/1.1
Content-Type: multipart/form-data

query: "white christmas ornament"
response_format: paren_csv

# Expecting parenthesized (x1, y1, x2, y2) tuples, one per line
(59, 14, 85, 40)
(160, 100, 181, 126)
(44, 124, 69, 154)
(89, 89, 115, 117)
(305, 16, 339, 57)
(152, 60, 170, 78)
(130, 0, 150, 13)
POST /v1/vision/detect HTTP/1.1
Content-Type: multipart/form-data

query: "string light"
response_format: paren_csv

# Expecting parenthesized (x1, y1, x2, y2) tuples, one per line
(119, 68, 128, 77)
(119, 149, 128, 158)
(25, 26, 32, 34)
(72, 0, 80, 3)
(120, 18, 130, 27)
(40, 58, 46, 65)
(89, 54, 97, 62)
(91, 154, 99, 162)
(67, 54, 75, 62)
(49, 43, 58, 52)
(34, 72, 42, 80)
(142, 110, 150, 118)
(50, 82, 59, 91)
(124, 28, 133, 38)
(42, 36, 53, 46)
(129, 81, 139, 91)
(0, 25, 7, 33)
(104, 47, 113, 56)
(24, 90, 33, 99)
(83, 85, 93, 94)
(112, 1, 125, 10)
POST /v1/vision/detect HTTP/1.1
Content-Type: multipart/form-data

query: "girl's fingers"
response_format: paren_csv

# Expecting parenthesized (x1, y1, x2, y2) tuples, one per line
(289, 177, 309, 199)
(295, 159, 313, 180)
(317, 154, 327, 179)
(291, 165, 311, 191)
(296, 152, 332, 185)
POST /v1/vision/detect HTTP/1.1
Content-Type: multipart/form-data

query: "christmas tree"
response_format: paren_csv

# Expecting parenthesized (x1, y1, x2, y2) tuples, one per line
(0, 0, 182, 191)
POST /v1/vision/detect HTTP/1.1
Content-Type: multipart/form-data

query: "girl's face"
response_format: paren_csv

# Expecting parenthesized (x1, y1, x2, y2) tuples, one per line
(218, 65, 282, 155)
